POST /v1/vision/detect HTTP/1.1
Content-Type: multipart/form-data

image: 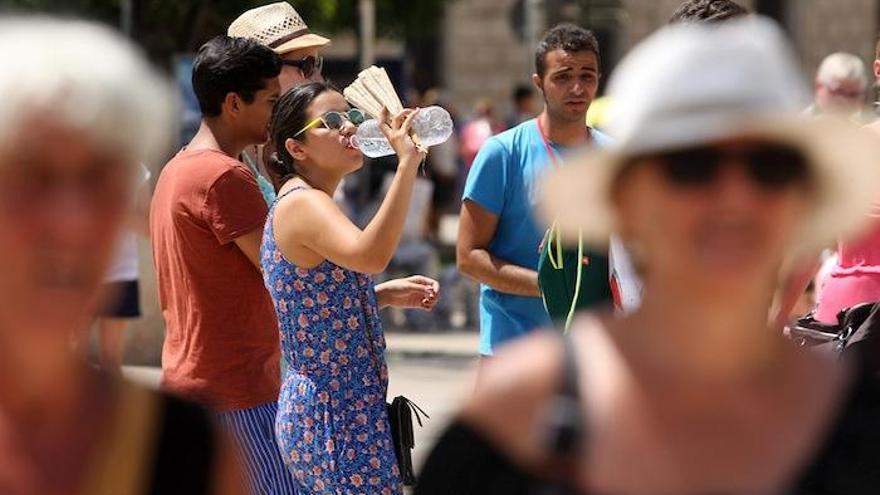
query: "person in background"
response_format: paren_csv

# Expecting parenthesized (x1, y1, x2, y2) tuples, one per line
(457, 24, 634, 357)
(668, 0, 749, 23)
(417, 17, 880, 494)
(773, 53, 872, 327)
(229, 1, 332, 202)
(0, 16, 241, 494)
(872, 34, 880, 116)
(459, 98, 505, 169)
(813, 120, 880, 324)
(92, 164, 151, 372)
(150, 36, 297, 494)
(506, 84, 537, 129)
(420, 88, 461, 238)
(808, 52, 869, 121)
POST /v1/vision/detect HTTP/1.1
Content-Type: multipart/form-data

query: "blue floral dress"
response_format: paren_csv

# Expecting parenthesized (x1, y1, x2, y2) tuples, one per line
(261, 188, 402, 495)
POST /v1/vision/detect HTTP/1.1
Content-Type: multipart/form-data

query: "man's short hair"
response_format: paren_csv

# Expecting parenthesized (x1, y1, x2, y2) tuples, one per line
(816, 52, 868, 90)
(669, 0, 749, 24)
(535, 23, 600, 78)
(192, 35, 281, 118)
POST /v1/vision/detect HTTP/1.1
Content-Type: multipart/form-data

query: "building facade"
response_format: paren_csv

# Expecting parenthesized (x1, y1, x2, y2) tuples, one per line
(443, 0, 880, 118)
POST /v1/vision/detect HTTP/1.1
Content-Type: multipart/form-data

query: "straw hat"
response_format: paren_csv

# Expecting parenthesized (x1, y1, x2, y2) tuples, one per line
(539, 17, 880, 254)
(228, 2, 330, 54)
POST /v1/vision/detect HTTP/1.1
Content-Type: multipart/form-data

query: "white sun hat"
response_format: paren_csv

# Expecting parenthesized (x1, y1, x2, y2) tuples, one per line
(539, 16, 880, 255)
(228, 2, 330, 54)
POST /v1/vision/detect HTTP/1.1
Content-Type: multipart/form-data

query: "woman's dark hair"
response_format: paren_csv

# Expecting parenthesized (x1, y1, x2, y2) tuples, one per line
(269, 81, 337, 182)
(192, 35, 281, 118)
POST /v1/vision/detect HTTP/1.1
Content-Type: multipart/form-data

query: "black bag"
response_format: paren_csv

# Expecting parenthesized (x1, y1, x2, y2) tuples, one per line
(789, 302, 880, 356)
(363, 321, 428, 486)
(386, 395, 428, 486)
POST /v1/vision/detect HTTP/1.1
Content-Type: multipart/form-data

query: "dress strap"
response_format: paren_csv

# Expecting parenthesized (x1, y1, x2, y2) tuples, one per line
(274, 185, 309, 204)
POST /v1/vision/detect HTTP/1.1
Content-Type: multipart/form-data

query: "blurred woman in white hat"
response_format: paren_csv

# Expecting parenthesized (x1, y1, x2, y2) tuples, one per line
(0, 16, 243, 494)
(416, 17, 880, 495)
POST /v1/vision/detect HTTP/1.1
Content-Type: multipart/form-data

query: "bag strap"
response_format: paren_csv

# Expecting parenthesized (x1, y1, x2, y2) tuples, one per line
(541, 332, 585, 460)
(532, 333, 585, 494)
(361, 305, 430, 421)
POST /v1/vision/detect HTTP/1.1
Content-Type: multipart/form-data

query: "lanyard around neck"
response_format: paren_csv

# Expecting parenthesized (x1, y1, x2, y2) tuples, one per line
(536, 117, 592, 168)
(536, 117, 594, 332)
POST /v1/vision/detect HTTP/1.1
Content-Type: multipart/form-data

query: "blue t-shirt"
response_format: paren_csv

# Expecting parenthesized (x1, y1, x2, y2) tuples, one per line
(463, 119, 611, 355)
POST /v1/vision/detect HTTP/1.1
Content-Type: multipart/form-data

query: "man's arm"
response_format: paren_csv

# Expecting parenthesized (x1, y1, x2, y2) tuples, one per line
(205, 164, 270, 271)
(456, 199, 541, 297)
(233, 227, 264, 269)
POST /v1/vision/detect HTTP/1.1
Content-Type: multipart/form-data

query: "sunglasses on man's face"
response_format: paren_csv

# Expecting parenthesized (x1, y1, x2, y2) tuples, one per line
(645, 144, 810, 190)
(293, 108, 366, 138)
(281, 55, 323, 79)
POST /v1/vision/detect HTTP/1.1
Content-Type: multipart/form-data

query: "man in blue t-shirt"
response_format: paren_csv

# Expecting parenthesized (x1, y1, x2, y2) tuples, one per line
(457, 24, 610, 355)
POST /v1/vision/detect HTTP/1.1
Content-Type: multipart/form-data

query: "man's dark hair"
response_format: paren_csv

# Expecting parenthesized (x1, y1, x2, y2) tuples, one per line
(669, 0, 749, 24)
(270, 81, 337, 181)
(513, 84, 533, 103)
(535, 23, 600, 78)
(192, 35, 281, 118)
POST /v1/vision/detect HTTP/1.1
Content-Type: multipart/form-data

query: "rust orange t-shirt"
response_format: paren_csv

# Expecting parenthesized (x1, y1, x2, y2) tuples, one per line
(150, 148, 280, 411)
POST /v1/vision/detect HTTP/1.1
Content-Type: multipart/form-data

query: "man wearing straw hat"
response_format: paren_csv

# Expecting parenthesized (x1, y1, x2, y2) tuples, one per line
(229, 2, 331, 198)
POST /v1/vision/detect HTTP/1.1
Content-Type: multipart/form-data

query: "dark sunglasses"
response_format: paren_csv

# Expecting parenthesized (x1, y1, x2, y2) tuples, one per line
(294, 108, 366, 137)
(281, 55, 324, 79)
(644, 144, 810, 190)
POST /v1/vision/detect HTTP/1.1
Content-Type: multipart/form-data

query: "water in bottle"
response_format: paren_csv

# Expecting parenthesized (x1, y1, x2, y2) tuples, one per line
(353, 105, 454, 158)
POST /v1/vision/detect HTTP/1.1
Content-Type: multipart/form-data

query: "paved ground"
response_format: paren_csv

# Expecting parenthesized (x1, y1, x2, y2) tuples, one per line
(123, 330, 481, 475)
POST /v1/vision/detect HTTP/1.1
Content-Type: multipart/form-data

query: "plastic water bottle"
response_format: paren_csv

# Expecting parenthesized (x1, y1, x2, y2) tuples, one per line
(353, 105, 454, 158)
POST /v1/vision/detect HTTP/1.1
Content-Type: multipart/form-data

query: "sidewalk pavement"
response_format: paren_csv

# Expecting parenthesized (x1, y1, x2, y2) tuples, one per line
(125, 330, 481, 389)
(384, 330, 480, 360)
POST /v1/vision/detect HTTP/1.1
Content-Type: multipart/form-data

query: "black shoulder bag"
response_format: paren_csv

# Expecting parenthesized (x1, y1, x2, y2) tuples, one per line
(362, 322, 429, 486)
(789, 301, 880, 358)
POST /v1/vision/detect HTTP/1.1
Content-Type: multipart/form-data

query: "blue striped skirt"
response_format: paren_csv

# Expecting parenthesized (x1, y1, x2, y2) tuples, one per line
(216, 401, 298, 495)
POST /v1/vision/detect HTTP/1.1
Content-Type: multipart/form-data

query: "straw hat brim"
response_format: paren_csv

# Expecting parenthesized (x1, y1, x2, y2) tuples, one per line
(539, 115, 880, 255)
(273, 33, 330, 54)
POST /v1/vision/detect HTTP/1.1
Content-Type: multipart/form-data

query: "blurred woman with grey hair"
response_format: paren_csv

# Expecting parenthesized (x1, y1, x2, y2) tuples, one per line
(810, 52, 869, 119)
(417, 17, 880, 495)
(0, 16, 242, 494)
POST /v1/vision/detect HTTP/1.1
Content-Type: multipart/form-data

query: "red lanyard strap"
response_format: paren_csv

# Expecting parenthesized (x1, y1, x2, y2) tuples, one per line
(536, 117, 593, 169)
(537, 117, 561, 168)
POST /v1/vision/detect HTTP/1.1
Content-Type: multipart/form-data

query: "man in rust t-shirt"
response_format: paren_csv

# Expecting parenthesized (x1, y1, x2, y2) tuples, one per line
(150, 36, 298, 494)
(152, 148, 280, 409)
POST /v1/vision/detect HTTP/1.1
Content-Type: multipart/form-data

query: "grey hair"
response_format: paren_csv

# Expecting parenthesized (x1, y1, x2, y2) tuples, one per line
(816, 52, 868, 90)
(0, 16, 177, 168)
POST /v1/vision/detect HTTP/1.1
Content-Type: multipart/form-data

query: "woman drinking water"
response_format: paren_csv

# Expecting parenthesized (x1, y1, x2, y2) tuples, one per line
(262, 82, 438, 494)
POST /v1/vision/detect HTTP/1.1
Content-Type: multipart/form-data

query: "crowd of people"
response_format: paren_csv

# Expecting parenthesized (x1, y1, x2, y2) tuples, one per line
(4, 0, 880, 494)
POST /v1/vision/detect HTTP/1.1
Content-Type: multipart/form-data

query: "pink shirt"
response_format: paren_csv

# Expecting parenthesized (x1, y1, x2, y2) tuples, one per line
(816, 212, 880, 323)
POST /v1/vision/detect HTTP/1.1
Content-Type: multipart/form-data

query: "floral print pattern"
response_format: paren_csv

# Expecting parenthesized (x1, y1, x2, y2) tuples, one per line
(261, 190, 401, 495)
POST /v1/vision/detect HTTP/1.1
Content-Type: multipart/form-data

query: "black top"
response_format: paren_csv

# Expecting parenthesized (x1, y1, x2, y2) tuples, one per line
(147, 394, 217, 494)
(416, 357, 880, 495)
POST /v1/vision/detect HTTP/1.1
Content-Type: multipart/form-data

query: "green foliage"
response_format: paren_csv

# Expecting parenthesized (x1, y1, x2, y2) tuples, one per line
(1, 0, 452, 67)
